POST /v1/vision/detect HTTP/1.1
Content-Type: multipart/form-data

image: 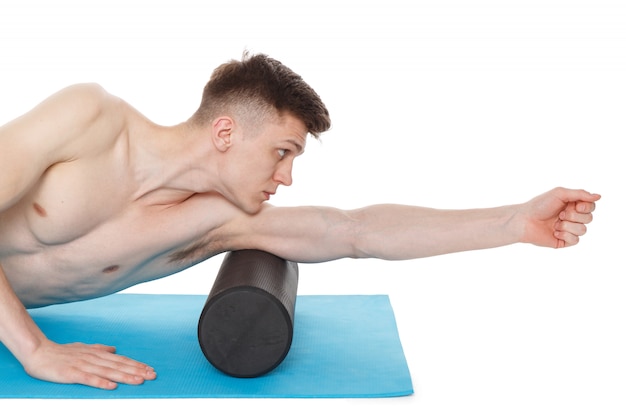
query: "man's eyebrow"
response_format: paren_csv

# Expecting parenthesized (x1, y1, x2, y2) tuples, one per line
(287, 139, 305, 154)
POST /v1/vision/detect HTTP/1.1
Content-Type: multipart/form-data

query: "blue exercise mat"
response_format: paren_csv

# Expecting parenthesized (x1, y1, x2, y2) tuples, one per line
(0, 294, 413, 398)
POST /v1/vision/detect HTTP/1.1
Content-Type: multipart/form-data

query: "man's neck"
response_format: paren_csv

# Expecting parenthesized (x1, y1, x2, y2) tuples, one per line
(129, 121, 219, 205)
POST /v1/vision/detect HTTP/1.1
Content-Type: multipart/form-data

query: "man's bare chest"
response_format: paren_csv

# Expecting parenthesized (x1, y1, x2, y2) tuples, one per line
(16, 154, 136, 246)
(1, 199, 225, 308)
(0, 161, 231, 306)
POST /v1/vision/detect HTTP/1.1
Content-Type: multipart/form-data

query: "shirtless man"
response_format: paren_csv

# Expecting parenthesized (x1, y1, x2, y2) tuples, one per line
(0, 53, 600, 390)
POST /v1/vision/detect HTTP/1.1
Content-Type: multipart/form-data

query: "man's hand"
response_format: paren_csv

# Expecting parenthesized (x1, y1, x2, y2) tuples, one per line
(23, 339, 156, 390)
(519, 187, 600, 249)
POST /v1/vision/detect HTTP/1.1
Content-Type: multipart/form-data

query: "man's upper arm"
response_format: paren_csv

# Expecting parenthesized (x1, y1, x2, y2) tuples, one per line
(220, 204, 360, 263)
(0, 83, 122, 211)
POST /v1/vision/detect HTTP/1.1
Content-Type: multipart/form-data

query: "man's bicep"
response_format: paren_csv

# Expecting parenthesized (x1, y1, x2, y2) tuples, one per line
(226, 205, 360, 263)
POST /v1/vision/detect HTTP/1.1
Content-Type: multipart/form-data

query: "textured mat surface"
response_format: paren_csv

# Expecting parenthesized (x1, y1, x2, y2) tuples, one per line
(0, 294, 413, 398)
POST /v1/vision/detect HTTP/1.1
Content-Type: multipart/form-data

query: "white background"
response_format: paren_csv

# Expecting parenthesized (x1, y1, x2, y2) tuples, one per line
(1, 0, 624, 415)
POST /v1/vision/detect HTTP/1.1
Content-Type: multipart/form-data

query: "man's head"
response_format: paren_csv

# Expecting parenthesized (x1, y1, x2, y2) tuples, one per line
(190, 53, 330, 214)
(191, 52, 331, 138)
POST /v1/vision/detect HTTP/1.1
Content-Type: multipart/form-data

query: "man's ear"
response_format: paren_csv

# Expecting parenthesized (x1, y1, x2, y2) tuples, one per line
(212, 117, 234, 152)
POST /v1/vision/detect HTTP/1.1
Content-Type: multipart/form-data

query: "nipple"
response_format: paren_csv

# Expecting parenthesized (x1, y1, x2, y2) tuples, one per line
(33, 203, 47, 217)
(102, 265, 120, 274)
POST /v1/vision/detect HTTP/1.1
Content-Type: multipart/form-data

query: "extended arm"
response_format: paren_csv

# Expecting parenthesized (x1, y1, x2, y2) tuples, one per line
(224, 187, 599, 263)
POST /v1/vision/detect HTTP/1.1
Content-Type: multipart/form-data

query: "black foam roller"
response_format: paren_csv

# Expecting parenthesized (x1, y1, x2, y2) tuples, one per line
(197, 250, 299, 378)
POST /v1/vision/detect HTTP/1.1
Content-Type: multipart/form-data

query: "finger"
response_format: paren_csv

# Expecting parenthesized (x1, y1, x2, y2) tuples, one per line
(64, 367, 120, 390)
(65, 359, 156, 390)
(558, 218, 588, 236)
(89, 343, 116, 351)
(72, 343, 152, 370)
(62, 365, 149, 390)
(79, 362, 153, 386)
(559, 208, 593, 224)
(555, 188, 601, 204)
(575, 201, 596, 214)
(72, 342, 116, 354)
(89, 351, 157, 381)
(554, 219, 588, 248)
(554, 230, 580, 248)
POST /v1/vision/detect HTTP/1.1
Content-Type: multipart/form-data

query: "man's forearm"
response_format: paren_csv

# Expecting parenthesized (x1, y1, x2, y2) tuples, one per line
(0, 264, 45, 366)
(347, 203, 524, 260)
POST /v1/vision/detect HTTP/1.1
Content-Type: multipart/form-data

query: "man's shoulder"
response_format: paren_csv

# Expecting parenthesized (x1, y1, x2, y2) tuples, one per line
(45, 83, 117, 116)
(3, 82, 128, 142)
(58, 82, 109, 99)
(61, 83, 130, 123)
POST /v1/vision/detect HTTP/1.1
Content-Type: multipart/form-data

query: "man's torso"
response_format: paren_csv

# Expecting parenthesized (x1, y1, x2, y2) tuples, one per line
(0, 106, 232, 308)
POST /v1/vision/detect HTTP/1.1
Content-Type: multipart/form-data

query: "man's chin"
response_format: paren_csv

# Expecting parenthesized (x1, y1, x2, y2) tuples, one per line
(241, 201, 267, 215)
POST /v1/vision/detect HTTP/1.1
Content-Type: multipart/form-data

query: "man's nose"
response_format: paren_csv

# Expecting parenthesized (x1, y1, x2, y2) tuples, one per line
(273, 161, 293, 186)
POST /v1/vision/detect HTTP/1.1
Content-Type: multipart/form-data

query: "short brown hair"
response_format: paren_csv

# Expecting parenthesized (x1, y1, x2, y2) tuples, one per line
(191, 52, 331, 138)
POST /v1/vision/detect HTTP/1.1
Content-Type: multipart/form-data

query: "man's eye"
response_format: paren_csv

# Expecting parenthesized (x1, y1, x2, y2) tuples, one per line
(278, 149, 287, 158)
